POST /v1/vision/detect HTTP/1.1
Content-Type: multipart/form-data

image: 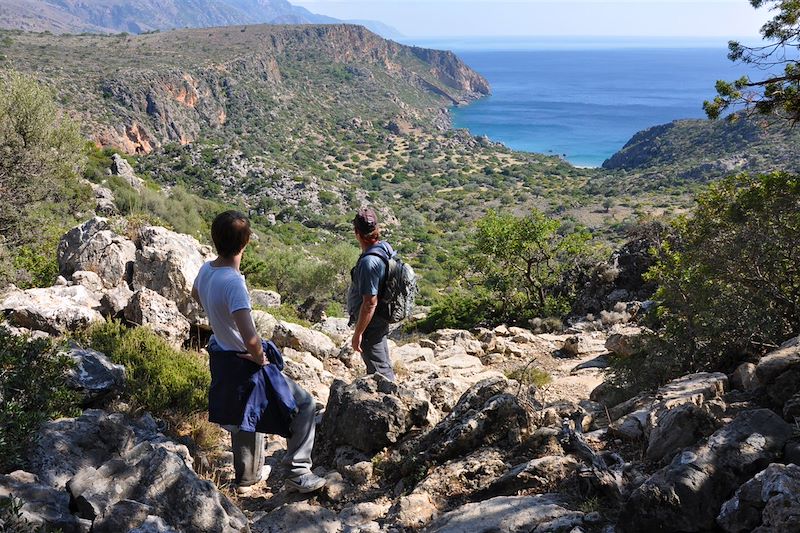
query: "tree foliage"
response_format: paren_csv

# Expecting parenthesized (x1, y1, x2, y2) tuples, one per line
(616, 172, 800, 392)
(423, 209, 590, 330)
(705, 0, 800, 122)
(0, 70, 86, 244)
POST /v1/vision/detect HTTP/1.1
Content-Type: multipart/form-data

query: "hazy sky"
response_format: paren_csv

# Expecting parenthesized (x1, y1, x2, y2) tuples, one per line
(294, 0, 771, 38)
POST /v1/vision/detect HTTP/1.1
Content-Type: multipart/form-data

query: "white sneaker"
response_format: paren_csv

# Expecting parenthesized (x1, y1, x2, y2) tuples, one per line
(285, 472, 326, 494)
(235, 465, 271, 495)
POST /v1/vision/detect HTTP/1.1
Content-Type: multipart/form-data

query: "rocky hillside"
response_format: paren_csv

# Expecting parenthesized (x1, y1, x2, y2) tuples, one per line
(0, 0, 400, 38)
(3, 215, 800, 532)
(0, 24, 487, 154)
(602, 116, 800, 182)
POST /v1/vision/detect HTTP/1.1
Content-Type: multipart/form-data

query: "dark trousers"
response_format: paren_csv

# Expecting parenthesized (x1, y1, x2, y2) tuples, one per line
(361, 317, 395, 381)
(230, 377, 316, 485)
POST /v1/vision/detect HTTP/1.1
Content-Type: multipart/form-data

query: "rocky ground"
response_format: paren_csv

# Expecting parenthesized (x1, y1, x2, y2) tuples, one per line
(2, 216, 800, 533)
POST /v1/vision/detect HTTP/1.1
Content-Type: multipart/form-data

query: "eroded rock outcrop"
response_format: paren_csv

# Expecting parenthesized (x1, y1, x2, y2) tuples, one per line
(618, 409, 793, 532)
(132, 226, 212, 324)
(315, 375, 432, 462)
(0, 285, 105, 334)
(57, 217, 136, 289)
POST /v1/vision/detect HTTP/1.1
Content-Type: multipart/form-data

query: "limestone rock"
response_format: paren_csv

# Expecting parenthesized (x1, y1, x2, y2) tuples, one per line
(618, 409, 793, 532)
(124, 288, 190, 349)
(65, 346, 125, 406)
(111, 153, 145, 191)
(252, 310, 278, 339)
(394, 491, 438, 529)
(610, 372, 728, 443)
(273, 321, 337, 359)
(58, 217, 136, 289)
(71, 270, 104, 295)
(0, 285, 104, 334)
(755, 337, 800, 409)
(252, 502, 341, 533)
(100, 283, 134, 318)
(481, 456, 579, 497)
(393, 342, 435, 365)
(67, 444, 246, 533)
(425, 494, 584, 533)
(605, 325, 646, 357)
(0, 470, 91, 533)
(645, 403, 719, 463)
(29, 410, 193, 490)
(429, 329, 484, 356)
(132, 226, 211, 323)
(404, 376, 530, 469)
(316, 375, 432, 461)
(313, 316, 352, 345)
(717, 463, 800, 533)
(250, 288, 281, 308)
(730, 362, 760, 392)
(562, 334, 606, 358)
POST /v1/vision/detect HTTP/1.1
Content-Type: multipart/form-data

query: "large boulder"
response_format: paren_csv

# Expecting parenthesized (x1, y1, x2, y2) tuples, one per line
(618, 409, 793, 533)
(252, 502, 341, 533)
(402, 377, 531, 471)
(0, 285, 104, 334)
(717, 463, 800, 533)
(424, 494, 586, 533)
(57, 217, 136, 289)
(65, 346, 126, 406)
(272, 321, 337, 360)
(132, 226, 212, 323)
(124, 288, 190, 349)
(755, 336, 800, 411)
(67, 445, 245, 533)
(0, 471, 91, 533)
(249, 289, 281, 309)
(609, 372, 728, 443)
(429, 329, 484, 356)
(315, 375, 432, 462)
(28, 410, 193, 490)
(605, 325, 647, 357)
(15, 410, 244, 533)
(110, 153, 144, 191)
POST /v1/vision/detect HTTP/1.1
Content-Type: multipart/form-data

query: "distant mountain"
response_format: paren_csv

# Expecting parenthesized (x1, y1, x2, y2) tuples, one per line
(0, 0, 402, 39)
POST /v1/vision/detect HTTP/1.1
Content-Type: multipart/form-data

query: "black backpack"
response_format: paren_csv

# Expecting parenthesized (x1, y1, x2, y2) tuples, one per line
(360, 247, 418, 323)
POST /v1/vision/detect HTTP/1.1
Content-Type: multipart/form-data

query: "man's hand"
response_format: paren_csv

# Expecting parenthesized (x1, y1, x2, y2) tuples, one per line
(351, 333, 363, 353)
(352, 294, 377, 354)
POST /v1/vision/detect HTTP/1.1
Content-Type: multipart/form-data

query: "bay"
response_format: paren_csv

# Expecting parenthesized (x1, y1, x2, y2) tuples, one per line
(406, 37, 761, 167)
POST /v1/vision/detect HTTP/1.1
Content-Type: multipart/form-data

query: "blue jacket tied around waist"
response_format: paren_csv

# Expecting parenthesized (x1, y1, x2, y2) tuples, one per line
(207, 339, 297, 437)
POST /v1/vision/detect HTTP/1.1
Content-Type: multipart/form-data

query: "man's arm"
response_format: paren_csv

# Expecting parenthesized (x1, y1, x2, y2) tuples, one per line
(232, 309, 267, 365)
(351, 294, 378, 353)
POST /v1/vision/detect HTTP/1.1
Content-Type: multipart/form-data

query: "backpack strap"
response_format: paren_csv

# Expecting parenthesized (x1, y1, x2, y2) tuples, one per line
(358, 245, 391, 298)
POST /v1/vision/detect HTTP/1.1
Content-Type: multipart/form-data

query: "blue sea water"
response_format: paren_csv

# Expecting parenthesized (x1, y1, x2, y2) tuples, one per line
(405, 37, 762, 167)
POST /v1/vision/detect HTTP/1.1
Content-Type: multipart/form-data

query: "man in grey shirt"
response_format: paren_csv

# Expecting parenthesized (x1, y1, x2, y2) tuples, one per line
(347, 207, 396, 381)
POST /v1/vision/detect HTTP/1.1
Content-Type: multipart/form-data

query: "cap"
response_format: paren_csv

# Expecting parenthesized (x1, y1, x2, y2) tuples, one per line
(353, 207, 378, 234)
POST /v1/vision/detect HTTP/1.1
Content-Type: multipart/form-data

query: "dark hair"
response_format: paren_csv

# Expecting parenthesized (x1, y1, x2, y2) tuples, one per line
(211, 211, 252, 258)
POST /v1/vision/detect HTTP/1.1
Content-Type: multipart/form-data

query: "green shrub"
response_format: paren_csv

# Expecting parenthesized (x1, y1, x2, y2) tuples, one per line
(418, 289, 494, 332)
(613, 173, 800, 393)
(506, 366, 552, 388)
(0, 327, 81, 472)
(83, 321, 209, 415)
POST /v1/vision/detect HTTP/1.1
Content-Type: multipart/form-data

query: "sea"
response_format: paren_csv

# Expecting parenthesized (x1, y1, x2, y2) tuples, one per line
(404, 36, 762, 168)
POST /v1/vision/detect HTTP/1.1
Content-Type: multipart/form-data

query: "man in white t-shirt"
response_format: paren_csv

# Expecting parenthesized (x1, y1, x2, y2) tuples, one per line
(192, 210, 325, 495)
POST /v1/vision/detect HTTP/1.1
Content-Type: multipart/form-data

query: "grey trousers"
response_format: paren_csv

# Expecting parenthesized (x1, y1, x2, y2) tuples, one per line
(361, 317, 395, 382)
(230, 376, 317, 485)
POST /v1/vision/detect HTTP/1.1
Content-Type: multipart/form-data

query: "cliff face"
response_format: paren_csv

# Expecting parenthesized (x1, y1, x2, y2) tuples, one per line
(3, 24, 490, 154)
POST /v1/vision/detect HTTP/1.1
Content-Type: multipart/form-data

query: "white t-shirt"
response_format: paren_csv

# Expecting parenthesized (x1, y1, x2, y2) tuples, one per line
(194, 261, 252, 352)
